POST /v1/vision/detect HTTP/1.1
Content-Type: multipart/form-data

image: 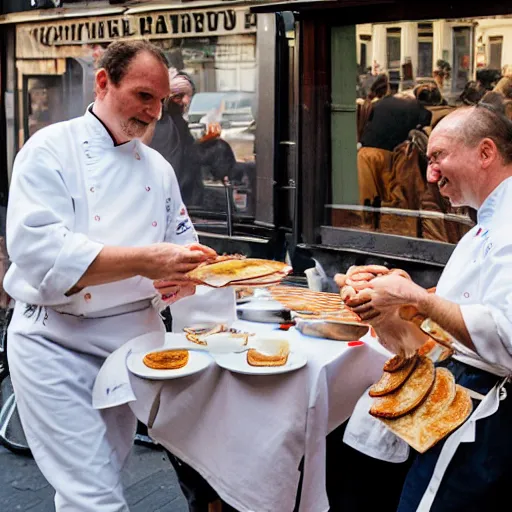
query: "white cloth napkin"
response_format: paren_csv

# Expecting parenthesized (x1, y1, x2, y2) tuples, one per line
(169, 285, 237, 332)
(343, 388, 410, 463)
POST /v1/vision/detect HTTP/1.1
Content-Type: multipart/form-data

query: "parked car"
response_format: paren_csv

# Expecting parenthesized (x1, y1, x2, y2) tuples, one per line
(187, 91, 256, 139)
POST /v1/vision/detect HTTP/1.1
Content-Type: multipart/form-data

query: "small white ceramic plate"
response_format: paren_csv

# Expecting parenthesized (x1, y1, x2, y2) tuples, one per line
(127, 348, 212, 380)
(213, 350, 307, 375)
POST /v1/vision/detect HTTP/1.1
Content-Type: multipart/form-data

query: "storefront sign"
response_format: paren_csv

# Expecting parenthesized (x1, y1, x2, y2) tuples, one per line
(16, 7, 257, 58)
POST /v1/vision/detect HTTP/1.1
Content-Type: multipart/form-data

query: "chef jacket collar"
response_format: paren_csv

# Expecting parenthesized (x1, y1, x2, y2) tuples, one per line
(84, 104, 137, 150)
(477, 176, 512, 228)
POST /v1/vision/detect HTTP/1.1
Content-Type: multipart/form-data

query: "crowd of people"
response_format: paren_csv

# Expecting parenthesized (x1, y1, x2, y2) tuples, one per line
(356, 70, 512, 242)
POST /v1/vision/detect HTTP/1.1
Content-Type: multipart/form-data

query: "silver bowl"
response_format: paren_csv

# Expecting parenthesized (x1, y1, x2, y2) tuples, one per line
(294, 317, 369, 341)
(236, 300, 291, 323)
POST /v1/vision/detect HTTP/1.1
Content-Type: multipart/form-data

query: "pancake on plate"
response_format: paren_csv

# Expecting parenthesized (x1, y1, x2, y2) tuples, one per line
(143, 349, 189, 370)
(247, 338, 290, 367)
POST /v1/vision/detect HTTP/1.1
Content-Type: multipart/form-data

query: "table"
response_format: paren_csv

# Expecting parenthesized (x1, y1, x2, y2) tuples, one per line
(125, 321, 389, 512)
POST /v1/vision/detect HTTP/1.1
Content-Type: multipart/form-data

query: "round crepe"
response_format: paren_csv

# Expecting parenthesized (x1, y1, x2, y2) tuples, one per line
(187, 259, 292, 288)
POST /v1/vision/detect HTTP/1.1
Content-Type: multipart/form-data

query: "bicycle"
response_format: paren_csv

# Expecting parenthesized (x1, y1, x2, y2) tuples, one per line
(0, 307, 31, 456)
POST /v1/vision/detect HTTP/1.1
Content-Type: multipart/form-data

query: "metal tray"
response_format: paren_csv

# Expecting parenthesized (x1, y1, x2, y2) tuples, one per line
(294, 317, 369, 341)
(236, 300, 291, 323)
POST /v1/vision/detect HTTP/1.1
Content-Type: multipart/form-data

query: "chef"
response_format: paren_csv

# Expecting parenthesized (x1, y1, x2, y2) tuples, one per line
(339, 101, 512, 511)
(4, 40, 216, 511)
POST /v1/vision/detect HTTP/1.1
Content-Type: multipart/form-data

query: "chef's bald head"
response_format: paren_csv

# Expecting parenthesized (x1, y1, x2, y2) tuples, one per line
(434, 101, 512, 165)
(98, 40, 169, 86)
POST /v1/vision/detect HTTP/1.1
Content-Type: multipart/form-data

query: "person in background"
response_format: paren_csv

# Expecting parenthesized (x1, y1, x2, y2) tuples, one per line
(492, 75, 512, 119)
(413, 82, 454, 134)
(147, 69, 202, 205)
(357, 84, 432, 212)
(458, 80, 487, 106)
(356, 73, 390, 143)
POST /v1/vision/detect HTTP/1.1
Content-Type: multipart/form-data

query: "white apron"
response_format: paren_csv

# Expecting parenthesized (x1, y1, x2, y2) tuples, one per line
(6, 108, 197, 511)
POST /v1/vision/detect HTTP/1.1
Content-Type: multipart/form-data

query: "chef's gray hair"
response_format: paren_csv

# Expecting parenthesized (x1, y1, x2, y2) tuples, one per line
(460, 99, 512, 164)
(98, 40, 168, 86)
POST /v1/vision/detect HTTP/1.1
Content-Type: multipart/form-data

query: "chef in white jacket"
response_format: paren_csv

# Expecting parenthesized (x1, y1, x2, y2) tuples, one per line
(4, 40, 216, 511)
(339, 100, 512, 511)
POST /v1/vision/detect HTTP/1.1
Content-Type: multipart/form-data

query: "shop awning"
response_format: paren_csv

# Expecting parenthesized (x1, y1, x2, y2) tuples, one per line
(0, 0, 259, 25)
(0, 6, 125, 25)
(250, 0, 512, 21)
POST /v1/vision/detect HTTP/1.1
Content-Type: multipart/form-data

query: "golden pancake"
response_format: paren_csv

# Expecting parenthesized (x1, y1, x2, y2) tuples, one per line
(370, 356, 435, 418)
(369, 355, 418, 397)
(143, 350, 189, 370)
(187, 259, 291, 288)
(383, 354, 409, 372)
(382, 379, 472, 453)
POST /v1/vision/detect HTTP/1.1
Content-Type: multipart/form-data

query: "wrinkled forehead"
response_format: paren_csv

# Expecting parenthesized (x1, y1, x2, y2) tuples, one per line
(121, 52, 171, 95)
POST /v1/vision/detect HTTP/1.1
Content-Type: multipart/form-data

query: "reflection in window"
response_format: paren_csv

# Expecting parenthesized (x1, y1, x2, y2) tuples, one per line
(149, 36, 257, 220)
(329, 15, 512, 245)
(21, 34, 258, 224)
(26, 77, 61, 139)
(418, 23, 433, 78)
(489, 36, 503, 70)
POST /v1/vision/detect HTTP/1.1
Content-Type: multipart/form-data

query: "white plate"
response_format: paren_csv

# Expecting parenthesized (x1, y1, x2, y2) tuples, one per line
(127, 348, 212, 380)
(213, 350, 307, 375)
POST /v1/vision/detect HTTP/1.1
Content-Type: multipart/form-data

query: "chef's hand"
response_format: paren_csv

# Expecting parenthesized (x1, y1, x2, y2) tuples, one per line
(347, 274, 428, 322)
(143, 242, 216, 282)
(154, 282, 196, 304)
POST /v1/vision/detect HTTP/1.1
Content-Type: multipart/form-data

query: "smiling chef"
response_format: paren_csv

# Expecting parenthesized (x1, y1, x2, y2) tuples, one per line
(337, 99, 512, 511)
(3, 40, 216, 510)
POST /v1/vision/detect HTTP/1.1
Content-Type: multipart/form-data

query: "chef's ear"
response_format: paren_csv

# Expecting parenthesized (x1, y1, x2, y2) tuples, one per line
(479, 137, 498, 169)
(95, 68, 109, 99)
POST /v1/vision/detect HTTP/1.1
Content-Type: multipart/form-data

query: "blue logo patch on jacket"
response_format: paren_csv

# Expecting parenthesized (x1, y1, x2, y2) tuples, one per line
(176, 218, 192, 235)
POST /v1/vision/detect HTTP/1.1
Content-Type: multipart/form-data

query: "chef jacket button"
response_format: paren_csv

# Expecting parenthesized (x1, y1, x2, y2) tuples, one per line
(152, 221, 157, 227)
(464, 292, 470, 298)
(94, 215, 101, 221)
(90, 186, 95, 193)
(84, 293, 92, 302)
(145, 186, 151, 191)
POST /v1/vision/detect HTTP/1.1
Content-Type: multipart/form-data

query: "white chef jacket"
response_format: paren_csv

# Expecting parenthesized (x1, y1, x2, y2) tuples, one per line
(4, 106, 198, 317)
(436, 175, 512, 373)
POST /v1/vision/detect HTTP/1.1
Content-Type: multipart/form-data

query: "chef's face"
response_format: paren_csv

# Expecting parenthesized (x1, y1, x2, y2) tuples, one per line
(97, 51, 170, 141)
(426, 129, 480, 208)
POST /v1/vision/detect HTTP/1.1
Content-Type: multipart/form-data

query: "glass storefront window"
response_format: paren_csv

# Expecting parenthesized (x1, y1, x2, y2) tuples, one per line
(15, 6, 259, 229)
(328, 15, 512, 246)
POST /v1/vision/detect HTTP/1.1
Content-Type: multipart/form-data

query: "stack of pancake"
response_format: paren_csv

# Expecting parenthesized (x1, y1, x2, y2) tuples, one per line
(369, 354, 473, 453)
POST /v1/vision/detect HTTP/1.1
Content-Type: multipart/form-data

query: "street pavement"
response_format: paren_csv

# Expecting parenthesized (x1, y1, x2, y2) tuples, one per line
(0, 443, 189, 511)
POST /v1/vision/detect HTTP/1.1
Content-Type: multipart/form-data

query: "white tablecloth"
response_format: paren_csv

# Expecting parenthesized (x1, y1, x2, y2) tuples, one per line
(125, 321, 389, 512)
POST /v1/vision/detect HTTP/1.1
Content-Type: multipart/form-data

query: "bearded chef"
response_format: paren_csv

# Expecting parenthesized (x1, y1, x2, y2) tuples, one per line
(4, 40, 217, 511)
(335, 100, 512, 511)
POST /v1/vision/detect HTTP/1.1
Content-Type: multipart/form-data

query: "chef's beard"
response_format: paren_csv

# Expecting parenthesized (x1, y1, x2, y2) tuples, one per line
(121, 118, 149, 138)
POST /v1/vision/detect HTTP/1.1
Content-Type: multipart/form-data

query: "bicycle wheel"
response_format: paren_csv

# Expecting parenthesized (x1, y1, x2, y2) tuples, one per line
(0, 374, 32, 456)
